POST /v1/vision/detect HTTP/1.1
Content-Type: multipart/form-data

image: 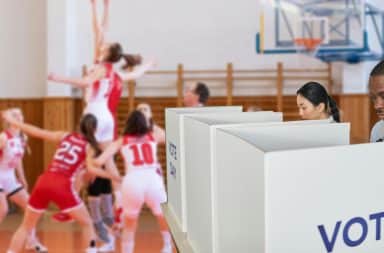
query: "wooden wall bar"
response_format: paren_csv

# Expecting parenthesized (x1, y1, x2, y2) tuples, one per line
(338, 94, 371, 143)
(43, 98, 77, 168)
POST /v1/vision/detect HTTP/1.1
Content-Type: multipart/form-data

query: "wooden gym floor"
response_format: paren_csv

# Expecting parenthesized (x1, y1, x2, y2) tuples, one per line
(0, 210, 177, 253)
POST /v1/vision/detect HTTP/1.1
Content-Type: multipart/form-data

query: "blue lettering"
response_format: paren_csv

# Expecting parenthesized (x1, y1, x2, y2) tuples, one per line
(169, 162, 176, 178)
(168, 142, 177, 160)
(343, 217, 368, 247)
(369, 212, 384, 240)
(318, 221, 342, 253)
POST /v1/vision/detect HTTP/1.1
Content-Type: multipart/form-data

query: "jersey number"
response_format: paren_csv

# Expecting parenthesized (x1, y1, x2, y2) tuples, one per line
(54, 141, 82, 165)
(130, 143, 154, 166)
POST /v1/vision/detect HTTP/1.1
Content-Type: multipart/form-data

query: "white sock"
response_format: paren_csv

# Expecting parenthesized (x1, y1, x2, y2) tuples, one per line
(121, 230, 135, 253)
(161, 231, 172, 247)
(114, 190, 122, 208)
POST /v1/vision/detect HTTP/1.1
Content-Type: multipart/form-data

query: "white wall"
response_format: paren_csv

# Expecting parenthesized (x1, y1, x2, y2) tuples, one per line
(0, 0, 378, 98)
(0, 0, 46, 98)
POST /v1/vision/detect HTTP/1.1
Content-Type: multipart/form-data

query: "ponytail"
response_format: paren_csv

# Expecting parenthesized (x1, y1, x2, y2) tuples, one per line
(121, 54, 142, 70)
(328, 95, 340, 122)
(80, 114, 101, 156)
(105, 43, 123, 63)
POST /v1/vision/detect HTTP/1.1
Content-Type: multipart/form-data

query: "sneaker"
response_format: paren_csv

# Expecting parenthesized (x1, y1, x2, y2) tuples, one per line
(98, 234, 115, 252)
(25, 240, 48, 252)
(85, 247, 98, 253)
(51, 212, 74, 223)
(161, 244, 173, 253)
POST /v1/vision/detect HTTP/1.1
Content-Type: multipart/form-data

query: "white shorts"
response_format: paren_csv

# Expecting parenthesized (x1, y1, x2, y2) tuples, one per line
(121, 169, 167, 218)
(0, 170, 23, 196)
(84, 103, 115, 142)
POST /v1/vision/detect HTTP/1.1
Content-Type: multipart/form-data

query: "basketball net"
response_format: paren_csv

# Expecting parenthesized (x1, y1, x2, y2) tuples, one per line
(294, 38, 323, 58)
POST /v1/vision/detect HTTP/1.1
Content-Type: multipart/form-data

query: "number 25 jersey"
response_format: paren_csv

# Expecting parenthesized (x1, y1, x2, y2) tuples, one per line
(47, 133, 87, 178)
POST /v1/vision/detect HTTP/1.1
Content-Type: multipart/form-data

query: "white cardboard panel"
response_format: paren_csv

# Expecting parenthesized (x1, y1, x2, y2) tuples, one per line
(213, 124, 351, 253)
(266, 143, 384, 253)
(184, 112, 282, 253)
(165, 106, 242, 232)
(187, 111, 282, 125)
(215, 130, 266, 253)
(222, 123, 350, 151)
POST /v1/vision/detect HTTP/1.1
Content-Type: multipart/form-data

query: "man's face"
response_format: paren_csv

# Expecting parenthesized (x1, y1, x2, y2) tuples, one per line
(369, 75, 384, 120)
(183, 84, 199, 107)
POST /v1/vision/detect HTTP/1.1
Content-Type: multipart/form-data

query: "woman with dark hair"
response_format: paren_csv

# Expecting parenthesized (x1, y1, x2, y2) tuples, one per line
(3, 112, 120, 253)
(296, 82, 340, 122)
(93, 110, 172, 253)
(136, 103, 165, 143)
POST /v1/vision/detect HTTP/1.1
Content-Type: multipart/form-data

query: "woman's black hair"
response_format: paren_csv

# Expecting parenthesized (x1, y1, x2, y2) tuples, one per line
(121, 54, 142, 70)
(105, 43, 123, 63)
(80, 114, 101, 156)
(123, 110, 150, 136)
(105, 43, 142, 70)
(297, 82, 340, 122)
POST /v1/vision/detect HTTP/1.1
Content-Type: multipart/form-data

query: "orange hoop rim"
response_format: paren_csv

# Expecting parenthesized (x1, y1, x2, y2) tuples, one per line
(294, 38, 323, 51)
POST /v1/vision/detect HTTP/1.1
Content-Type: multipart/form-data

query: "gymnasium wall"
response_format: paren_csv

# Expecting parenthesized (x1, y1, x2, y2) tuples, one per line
(0, 0, 46, 98)
(73, 0, 326, 69)
(0, 1, 379, 185)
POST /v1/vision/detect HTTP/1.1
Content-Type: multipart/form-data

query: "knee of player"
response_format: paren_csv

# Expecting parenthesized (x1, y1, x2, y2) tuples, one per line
(0, 205, 9, 220)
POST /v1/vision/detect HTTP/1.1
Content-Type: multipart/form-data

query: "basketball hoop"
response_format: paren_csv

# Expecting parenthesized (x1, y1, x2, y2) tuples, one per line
(294, 38, 323, 56)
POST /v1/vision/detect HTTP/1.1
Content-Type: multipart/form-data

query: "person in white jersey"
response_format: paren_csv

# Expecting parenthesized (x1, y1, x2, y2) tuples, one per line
(0, 108, 47, 252)
(93, 110, 172, 253)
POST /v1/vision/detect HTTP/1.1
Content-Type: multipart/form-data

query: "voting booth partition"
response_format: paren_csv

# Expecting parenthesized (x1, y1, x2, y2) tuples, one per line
(183, 118, 346, 253)
(165, 106, 243, 235)
(212, 123, 384, 253)
(182, 112, 283, 253)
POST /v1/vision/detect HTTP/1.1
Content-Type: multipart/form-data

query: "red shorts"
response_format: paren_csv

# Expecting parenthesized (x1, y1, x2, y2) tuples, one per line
(28, 172, 82, 213)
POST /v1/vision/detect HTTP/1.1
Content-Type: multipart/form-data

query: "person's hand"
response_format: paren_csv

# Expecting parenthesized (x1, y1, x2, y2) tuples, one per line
(47, 73, 59, 82)
(149, 58, 157, 68)
(19, 179, 28, 191)
(83, 171, 96, 184)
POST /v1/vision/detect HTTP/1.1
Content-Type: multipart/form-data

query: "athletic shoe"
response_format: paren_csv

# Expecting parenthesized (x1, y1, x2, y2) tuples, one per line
(85, 247, 98, 253)
(161, 244, 173, 253)
(98, 234, 115, 252)
(25, 240, 48, 252)
(51, 212, 74, 223)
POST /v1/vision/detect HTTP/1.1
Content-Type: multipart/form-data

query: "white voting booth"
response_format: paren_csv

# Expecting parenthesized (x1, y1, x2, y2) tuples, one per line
(182, 117, 345, 253)
(211, 123, 384, 253)
(182, 112, 284, 253)
(165, 106, 242, 237)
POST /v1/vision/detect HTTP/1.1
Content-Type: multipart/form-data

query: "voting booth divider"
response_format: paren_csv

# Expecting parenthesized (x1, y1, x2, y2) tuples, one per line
(212, 123, 354, 253)
(165, 108, 384, 253)
(182, 117, 347, 253)
(165, 106, 243, 237)
(182, 112, 284, 253)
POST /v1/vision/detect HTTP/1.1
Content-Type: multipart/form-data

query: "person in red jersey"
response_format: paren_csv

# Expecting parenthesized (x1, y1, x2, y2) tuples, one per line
(93, 110, 172, 253)
(48, 1, 155, 249)
(0, 108, 47, 252)
(4, 112, 121, 253)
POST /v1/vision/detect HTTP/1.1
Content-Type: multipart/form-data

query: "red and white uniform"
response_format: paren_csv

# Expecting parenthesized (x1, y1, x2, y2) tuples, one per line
(120, 133, 167, 218)
(84, 63, 122, 142)
(0, 131, 25, 194)
(28, 133, 87, 213)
